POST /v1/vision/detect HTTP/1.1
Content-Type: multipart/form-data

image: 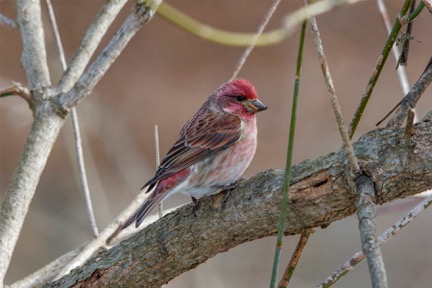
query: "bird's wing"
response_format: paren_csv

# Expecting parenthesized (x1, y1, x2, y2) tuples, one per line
(142, 109, 242, 191)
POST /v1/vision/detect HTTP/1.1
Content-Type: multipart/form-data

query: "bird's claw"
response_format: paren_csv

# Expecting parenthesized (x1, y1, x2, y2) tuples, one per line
(191, 197, 199, 217)
(212, 181, 238, 192)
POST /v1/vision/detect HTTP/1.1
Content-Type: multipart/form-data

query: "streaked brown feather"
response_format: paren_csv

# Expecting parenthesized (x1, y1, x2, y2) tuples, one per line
(142, 106, 242, 190)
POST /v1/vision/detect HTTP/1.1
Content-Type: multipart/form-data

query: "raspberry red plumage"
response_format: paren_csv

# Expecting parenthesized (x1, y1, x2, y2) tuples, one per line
(122, 79, 267, 228)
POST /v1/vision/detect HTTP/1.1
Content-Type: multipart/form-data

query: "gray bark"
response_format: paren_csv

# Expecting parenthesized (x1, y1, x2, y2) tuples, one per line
(44, 120, 432, 288)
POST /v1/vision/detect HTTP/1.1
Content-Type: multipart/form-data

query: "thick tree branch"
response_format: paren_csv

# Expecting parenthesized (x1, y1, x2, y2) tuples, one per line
(58, 0, 161, 110)
(44, 120, 432, 288)
(16, 0, 51, 89)
(0, 1, 160, 285)
(0, 0, 53, 284)
(0, 109, 64, 286)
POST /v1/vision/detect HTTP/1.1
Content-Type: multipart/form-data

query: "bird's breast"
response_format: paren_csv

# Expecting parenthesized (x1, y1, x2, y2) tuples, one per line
(183, 121, 258, 199)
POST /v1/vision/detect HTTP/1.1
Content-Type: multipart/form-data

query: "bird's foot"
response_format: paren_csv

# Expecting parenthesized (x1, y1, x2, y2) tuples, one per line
(191, 197, 199, 217)
(211, 181, 238, 208)
(212, 181, 238, 192)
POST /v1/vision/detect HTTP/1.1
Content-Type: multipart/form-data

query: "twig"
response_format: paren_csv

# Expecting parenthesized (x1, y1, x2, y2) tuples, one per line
(423, 0, 432, 12)
(154, 125, 163, 218)
(375, 99, 403, 126)
(284, 0, 364, 33)
(269, 19, 307, 288)
(376, 0, 410, 94)
(355, 175, 388, 288)
(0, 82, 31, 104)
(7, 246, 85, 288)
(57, 0, 128, 93)
(396, 0, 416, 68)
(55, 189, 176, 278)
(278, 229, 314, 288)
(45, 0, 99, 238)
(319, 190, 432, 287)
(0, 13, 18, 30)
(405, 108, 415, 138)
(306, 3, 360, 174)
(58, 0, 162, 110)
(308, 2, 387, 286)
(231, 0, 282, 80)
(349, 0, 414, 138)
(387, 57, 432, 128)
(374, 0, 427, 127)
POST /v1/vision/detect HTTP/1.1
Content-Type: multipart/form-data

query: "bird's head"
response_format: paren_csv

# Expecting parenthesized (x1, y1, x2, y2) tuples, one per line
(211, 79, 267, 120)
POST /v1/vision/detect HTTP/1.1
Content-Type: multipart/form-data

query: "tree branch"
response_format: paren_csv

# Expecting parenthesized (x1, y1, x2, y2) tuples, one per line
(355, 175, 388, 288)
(0, 1, 160, 285)
(16, 0, 51, 89)
(0, 0, 54, 284)
(44, 119, 432, 288)
(56, 0, 128, 93)
(0, 13, 18, 30)
(0, 110, 64, 286)
(58, 0, 161, 110)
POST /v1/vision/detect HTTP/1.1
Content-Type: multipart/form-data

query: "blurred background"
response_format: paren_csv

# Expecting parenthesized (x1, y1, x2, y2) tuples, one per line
(1, 0, 432, 287)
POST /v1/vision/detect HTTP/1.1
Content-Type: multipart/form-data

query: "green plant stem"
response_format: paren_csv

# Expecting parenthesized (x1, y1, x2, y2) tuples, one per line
(407, 1, 425, 20)
(348, 0, 413, 138)
(269, 20, 307, 288)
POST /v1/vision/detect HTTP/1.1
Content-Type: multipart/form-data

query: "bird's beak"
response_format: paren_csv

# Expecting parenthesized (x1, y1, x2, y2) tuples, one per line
(246, 99, 267, 113)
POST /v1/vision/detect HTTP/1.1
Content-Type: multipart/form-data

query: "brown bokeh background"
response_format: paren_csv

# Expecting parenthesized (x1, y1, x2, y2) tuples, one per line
(1, 0, 432, 287)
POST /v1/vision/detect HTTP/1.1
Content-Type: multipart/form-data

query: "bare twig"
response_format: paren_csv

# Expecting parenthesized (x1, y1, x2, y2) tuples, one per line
(319, 189, 432, 287)
(45, 0, 99, 238)
(387, 57, 432, 128)
(396, 0, 416, 68)
(71, 110, 100, 236)
(376, 0, 410, 94)
(7, 246, 85, 288)
(306, 3, 360, 174)
(319, 251, 365, 288)
(0, 13, 18, 30)
(375, 99, 403, 126)
(58, 0, 162, 110)
(154, 125, 163, 218)
(349, 0, 414, 137)
(405, 108, 415, 138)
(0, 81, 31, 104)
(307, 2, 387, 286)
(56, 188, 167, 279)
(355, 175, 388, 288)
(278, 229, 314, 288)
(231, 0, 282, 80)
(284, 0, 364, 33)
(423, 0, 432, 12)
(57, 0, 128, 93)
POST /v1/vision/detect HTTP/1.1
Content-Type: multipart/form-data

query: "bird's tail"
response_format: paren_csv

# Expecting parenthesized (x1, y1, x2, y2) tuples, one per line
(121, 192, 164, 229)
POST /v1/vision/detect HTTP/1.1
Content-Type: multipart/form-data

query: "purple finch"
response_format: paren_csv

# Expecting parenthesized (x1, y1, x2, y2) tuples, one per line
(123, 79, 267, 228)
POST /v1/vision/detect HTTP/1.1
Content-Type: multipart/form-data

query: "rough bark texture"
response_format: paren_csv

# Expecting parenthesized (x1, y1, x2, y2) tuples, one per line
(0, 0, 54, 283)
(43, 119, 432, 288)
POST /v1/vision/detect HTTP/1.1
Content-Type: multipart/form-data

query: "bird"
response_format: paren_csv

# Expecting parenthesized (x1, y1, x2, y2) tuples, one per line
(122, 78, 267, 229)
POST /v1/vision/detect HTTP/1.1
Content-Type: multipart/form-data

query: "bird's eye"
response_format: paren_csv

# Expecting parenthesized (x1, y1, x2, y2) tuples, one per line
(236, 95, 246, 102)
